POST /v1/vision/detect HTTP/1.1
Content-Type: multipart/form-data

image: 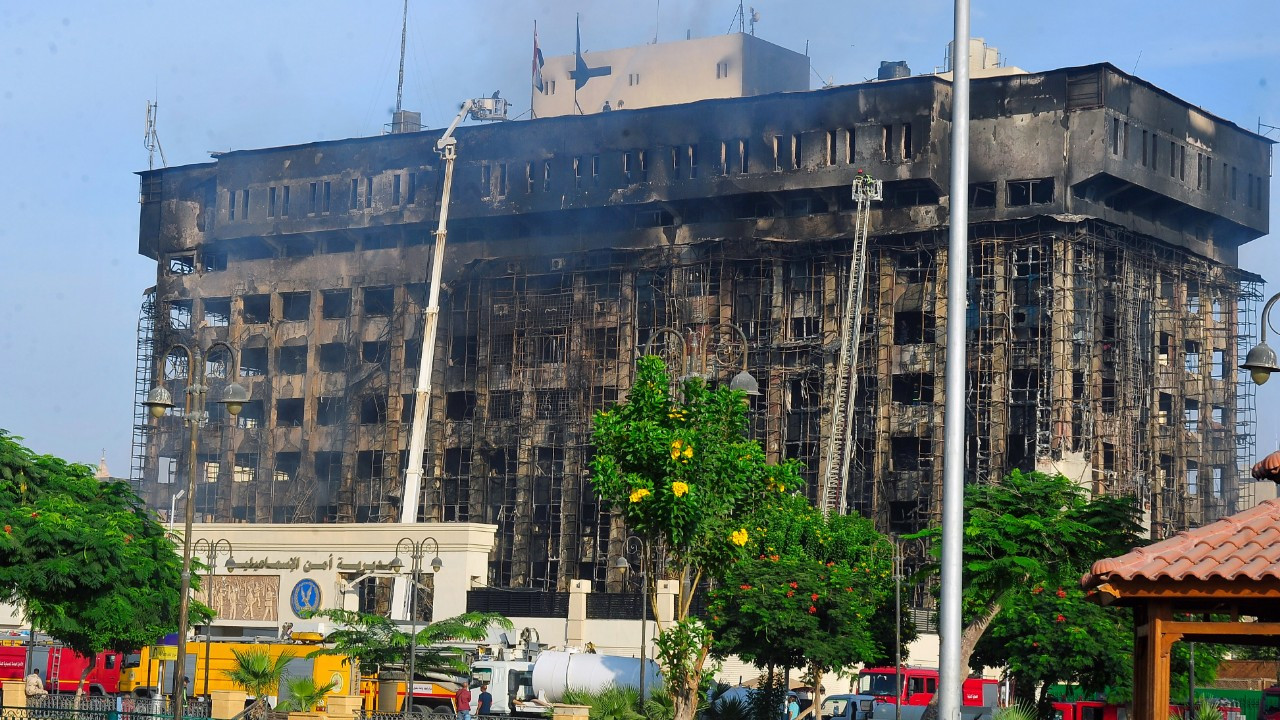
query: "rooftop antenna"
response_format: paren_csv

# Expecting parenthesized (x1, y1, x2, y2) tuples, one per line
(1259, 117, 1280, 139)
(654, 0, 660, 43)
(749, 6, 759, 36)
(728, 1, 744, 33)
(144, 100, 167, 170)
(395, 0, 409, 113)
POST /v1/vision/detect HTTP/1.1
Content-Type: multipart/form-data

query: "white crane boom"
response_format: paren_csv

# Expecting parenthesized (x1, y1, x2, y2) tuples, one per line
(391, 95, 508, 621)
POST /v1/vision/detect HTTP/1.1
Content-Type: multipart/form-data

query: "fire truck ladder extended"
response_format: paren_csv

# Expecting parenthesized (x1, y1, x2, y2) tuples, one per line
(819, 175, 882, 514)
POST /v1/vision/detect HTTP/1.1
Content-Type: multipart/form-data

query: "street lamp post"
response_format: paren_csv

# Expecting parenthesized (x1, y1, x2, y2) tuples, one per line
(192, 538, 235, 700)
(143, 341, 250, 720)
(611, 535, 650, 705)
(393, 537, 443, 719)
(642, 323, 760, 396)
(1241, 292, 1280, 385)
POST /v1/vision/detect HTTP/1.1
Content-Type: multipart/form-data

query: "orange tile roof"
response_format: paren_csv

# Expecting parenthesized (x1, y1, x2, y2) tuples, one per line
(1083, 498, 1280, 587)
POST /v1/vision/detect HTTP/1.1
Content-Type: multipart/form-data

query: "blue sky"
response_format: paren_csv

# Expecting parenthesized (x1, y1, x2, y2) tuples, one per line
(1, 1, 1277, 474)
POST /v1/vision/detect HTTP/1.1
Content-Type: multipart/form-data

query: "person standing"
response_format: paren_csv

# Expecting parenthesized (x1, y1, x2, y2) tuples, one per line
(477, 682, 493, 717)
(786, 692, 800, 720)
(455, 682, 473, 720)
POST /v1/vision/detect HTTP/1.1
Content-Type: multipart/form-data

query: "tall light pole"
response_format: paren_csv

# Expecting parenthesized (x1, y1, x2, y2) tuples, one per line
(394, 537, 443, 719)
(143, 341, 250, 720)
(939, 7, 973, 718)
(192, 538, 235, 700)
(611, 535, 650, 704)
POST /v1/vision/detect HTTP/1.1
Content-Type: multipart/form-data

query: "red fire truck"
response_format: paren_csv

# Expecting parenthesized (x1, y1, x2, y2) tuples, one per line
(856, 666, 998, 707)
(0, 641, 125, 695)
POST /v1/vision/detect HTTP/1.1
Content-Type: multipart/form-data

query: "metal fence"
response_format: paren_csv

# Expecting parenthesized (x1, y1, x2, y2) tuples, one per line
(5, 695, 211, 720)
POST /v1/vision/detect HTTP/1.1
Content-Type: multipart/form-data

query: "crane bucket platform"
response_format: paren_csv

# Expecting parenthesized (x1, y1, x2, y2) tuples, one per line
(469, 96, 510, 121)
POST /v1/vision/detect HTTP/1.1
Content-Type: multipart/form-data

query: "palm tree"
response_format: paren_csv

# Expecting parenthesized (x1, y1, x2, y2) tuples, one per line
(308, 609, 512, 691)
(277, 676, 338, 713)
(225, 647, 295, 719)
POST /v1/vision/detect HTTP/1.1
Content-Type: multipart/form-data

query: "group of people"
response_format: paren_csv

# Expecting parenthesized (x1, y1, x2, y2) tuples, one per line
(453, 681, 493, 720)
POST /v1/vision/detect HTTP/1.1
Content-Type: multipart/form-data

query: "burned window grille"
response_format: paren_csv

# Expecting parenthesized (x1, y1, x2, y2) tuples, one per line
(785, 258, 823, 340)
(894, 311, 935, 344)
(274, 452, 301, 483)
(359, 395, 388, 425)
(587, 327, 620, 361)
(536, 390, 572, 420)
(317, 343, 347, 372)
(363, 286, 394, 316)
(276, 398, 304, 427)
(1007, 178, 1054, 206)
(204, 298, 231, 327)
(528, 332, 567, 365)
(362, 341, 390, 369)
(488, 391, 523, 420)
(891, 436, 932, 471)
(277, 345, 308, 375)
(316, 397, 345, 426)
(238, 343, 267, 378)
(281, 292, 310, 321)
(969, 182, 996, 208)
(242, 294, 270, 324)
(168, 255, 195, 275)
(446, 391, 477, 421)
(168, 300, 192, 330)
(891, 373, 934, 405)
(442, 448, 472, 522)
(356, 450, 386, 483)
(233, 453, 257, 484)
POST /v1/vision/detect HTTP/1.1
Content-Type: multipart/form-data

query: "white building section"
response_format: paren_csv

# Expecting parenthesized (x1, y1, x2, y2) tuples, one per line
(533, 32, 808, 118)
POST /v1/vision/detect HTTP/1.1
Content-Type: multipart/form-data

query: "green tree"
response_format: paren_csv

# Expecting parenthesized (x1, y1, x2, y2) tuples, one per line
(707, 493, 895, 714)
(591, 357, 802, 720)
(970, 585, 1132, 708)
(910, 470, 1142, 718)
(0, 430, 203, 695)
(225, 647, 294, 718)
(307, 609, 512, 693)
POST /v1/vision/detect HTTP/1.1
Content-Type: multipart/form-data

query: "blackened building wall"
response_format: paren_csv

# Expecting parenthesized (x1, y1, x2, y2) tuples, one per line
(133, 63, 1272, 592)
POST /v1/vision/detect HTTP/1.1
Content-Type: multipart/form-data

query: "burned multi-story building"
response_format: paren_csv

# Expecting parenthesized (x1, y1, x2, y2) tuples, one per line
(133, 43, 1271, 592)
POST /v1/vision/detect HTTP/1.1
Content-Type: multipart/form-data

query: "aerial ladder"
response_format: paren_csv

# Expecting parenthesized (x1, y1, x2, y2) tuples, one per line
(819, 172, 882, 514)
(391, 94, 509, 621)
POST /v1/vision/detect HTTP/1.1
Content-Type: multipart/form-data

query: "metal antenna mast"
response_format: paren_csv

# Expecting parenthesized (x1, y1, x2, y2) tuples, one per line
(144, 101, 166, 170)
(395, 0, 409, 113)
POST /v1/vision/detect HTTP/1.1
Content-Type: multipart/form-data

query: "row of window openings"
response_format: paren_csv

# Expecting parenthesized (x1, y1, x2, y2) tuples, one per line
(1157, 339, 1230, 378)
(227, 174, 420, 222)
(1109, 118, 1266, 208)
(968, 178, 1055, 208)
(166, 288, 393, 328)
(1155, 394, 1229, 433)
(518, 124, 913, 192)
(241, 388, 584, 429)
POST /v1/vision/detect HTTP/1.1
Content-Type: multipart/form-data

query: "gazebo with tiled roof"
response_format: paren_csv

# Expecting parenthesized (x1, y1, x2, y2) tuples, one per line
(1082, 496, 1280, 720)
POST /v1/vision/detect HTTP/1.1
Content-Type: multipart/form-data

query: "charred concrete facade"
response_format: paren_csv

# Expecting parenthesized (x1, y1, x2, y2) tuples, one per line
(134, 63, 1271, 592)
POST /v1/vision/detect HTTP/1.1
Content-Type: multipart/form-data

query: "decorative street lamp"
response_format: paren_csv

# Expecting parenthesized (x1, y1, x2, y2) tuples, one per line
(610, 535, 650, 704)
(393, 537, 443, 719)
(1241, 292, 1280, 385)
(642, 322, 760, 396)
(192, 538, 235, 700)
(143, 341, 250, 720)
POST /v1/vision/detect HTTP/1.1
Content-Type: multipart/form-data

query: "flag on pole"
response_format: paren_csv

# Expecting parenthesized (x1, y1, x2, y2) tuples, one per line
(532, 23, 546, 93)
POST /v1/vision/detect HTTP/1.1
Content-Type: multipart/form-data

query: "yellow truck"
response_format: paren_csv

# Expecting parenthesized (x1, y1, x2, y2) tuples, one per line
(120, 639, 352, 704)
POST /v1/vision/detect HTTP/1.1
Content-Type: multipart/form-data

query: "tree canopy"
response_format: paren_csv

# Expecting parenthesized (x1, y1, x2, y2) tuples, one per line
(910, 469, 1143, 709)
(707, 493, 898, 713)
(590, 357, 802, 720)
(0, 430, 197, 691)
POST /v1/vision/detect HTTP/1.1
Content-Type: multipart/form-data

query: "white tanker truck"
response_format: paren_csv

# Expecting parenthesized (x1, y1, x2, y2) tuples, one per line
(471, 650, 661, 716)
